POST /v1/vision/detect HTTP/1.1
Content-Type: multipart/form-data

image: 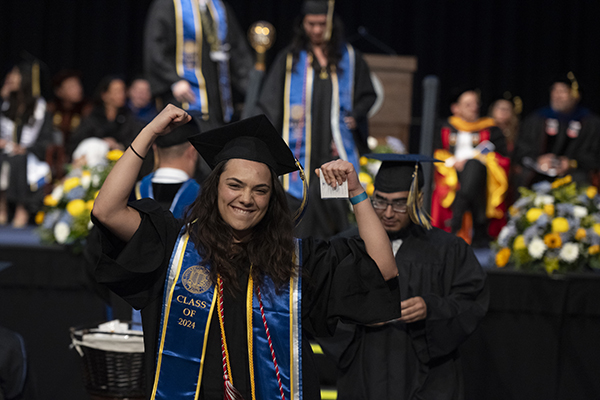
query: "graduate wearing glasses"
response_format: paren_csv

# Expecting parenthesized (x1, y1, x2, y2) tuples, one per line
(319, 153, 489, 400)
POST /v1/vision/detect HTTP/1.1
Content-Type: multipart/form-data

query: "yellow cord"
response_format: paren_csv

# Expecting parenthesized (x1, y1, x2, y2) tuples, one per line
(247, 271, 256, 400)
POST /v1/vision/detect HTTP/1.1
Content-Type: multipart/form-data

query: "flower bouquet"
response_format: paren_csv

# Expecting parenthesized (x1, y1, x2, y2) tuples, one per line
(36, 149, 123, 251)
(493, 175, 600, 274)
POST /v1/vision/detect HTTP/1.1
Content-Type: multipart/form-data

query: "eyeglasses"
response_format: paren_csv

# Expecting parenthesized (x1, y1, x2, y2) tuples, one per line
(371, 198, 408, 213)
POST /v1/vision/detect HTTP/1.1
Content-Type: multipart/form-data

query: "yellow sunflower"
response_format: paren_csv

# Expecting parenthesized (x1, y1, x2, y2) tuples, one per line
(544, 233, 562, 249)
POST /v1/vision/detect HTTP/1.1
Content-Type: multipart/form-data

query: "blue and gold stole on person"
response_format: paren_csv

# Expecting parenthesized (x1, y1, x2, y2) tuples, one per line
(173, 0, 230, 120)
(151, 229, 303, 400)
(135, 173, 200, 219)
(282, 44, 359, 200)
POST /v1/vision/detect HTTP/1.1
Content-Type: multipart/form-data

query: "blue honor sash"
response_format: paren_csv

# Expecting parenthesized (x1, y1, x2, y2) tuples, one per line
(282, 44, 359, 200)
(173, 0, 230, 120)
(151, 230, 303, 399)
(135, 173, 200, 219)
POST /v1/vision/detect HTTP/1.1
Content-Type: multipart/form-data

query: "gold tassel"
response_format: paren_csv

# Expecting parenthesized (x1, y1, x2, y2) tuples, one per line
(567, 71, 579, 99)
(324, 0, 335, 42)
(32, 61, 40, 98)
(407, 164, 432, 230)
(292, 159, 309, 227)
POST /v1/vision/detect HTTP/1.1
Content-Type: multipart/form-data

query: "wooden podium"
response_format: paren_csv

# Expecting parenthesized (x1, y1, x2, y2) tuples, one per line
(363, 54, 417, 149)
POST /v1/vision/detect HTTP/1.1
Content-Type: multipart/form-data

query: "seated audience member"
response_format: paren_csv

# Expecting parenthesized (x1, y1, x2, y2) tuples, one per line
(127, 76, 158, 125)
(431, 87, 509, 247)
(513, 72, 600, 187)
(489, 93, 521, 154)
(489, 93, 522, 205)
(47, 69, 92, 176)
(68, 75, 144, 160)
(0, 58, 53, 227)
(318, 153, 489, 400)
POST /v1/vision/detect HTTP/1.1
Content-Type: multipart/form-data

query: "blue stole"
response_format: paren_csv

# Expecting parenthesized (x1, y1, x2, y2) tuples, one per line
(151, 230, 303, 400)
(173, 0, 231, 121)
(135, 173, 200, 219)
(282, 44, 359, 200)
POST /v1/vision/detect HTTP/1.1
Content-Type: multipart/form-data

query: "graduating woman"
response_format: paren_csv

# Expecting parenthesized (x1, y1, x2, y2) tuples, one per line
(87, 104, 400, 400)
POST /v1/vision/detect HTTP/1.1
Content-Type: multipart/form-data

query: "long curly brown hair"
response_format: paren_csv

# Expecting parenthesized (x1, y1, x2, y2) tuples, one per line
(182, 160, 296, 295)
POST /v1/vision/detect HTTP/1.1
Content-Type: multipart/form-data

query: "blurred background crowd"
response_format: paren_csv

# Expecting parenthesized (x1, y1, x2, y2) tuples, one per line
(1, 0, 599, 243)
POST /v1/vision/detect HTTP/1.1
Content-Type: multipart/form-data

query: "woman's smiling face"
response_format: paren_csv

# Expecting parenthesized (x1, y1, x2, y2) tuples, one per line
(217, 158, 272, 241)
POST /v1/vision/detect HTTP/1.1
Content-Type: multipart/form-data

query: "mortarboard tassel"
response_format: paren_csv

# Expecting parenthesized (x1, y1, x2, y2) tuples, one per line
(324, 0, 335, 42)
(407, 164, 432, 230)
(292, 159, 309, 227)
(32, 61, 41, 98)
(567, 71, 579, 100)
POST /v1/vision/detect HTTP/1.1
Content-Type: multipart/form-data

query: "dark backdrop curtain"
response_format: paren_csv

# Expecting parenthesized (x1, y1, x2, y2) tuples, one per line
(2, 0, 600, 145)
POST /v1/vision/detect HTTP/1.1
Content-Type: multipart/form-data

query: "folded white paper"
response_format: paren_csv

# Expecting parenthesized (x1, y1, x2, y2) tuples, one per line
(319, 169, 349, 199)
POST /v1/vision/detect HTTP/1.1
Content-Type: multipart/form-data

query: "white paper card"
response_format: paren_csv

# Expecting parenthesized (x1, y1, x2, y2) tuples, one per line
(319, 169, 349, 199)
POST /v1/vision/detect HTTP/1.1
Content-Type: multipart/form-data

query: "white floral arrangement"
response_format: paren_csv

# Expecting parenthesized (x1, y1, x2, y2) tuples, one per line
(493, 175, 600, 274)
(36, 149, 123, 250)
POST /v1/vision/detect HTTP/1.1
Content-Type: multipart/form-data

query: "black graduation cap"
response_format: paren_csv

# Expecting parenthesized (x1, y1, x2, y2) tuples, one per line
(9, 51, 51, 99)
(155, 118, 200, 148)
(489, 90, 523, 116)
(367, 153, 440, 193)
(301, 0, 335, 41)
(301, 0, 330, 15)
(549, 71, 580, 99)
(366, 153, 440, 229)
(188, 114, 299, 176)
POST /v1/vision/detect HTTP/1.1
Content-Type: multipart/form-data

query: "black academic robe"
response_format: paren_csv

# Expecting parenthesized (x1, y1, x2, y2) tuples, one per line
(143, 0, 252, 128)
(257, 47, 376, 240)
(85, 199, 401, 400)
(318, 224, 489, 400)
(513, 106, 600, 185)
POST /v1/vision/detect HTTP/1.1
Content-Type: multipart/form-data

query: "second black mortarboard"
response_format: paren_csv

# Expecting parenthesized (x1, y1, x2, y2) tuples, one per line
(366, 153, 440, 229)
(301, 0, 330, 15)
(367, 153, 439, 193)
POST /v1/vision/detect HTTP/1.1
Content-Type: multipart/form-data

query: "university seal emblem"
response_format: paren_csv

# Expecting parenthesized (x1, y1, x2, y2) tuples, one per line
(182, 265, 211, 294)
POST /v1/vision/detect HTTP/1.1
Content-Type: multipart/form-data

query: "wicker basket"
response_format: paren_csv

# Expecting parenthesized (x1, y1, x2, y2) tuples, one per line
(70, 323, 146, 400)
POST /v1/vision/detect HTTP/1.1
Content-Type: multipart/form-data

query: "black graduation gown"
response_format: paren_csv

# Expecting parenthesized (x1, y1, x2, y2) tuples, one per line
(513, 106, 600, 185)
(85, 198, 401, 400)
(318, 224, 489, 400)
(143, 0, 253, 128)
(257, 47, 376, 240)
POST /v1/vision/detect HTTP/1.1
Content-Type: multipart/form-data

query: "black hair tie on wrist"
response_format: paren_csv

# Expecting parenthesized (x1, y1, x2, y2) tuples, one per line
(128, 144, 146, 160)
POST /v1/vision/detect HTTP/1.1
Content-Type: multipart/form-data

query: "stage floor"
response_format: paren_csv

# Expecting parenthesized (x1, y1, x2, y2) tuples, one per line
(0, 225, 42, 246)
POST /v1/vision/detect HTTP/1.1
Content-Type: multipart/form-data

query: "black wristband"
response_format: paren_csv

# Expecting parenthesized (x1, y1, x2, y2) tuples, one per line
(128, 144, 145, 160)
